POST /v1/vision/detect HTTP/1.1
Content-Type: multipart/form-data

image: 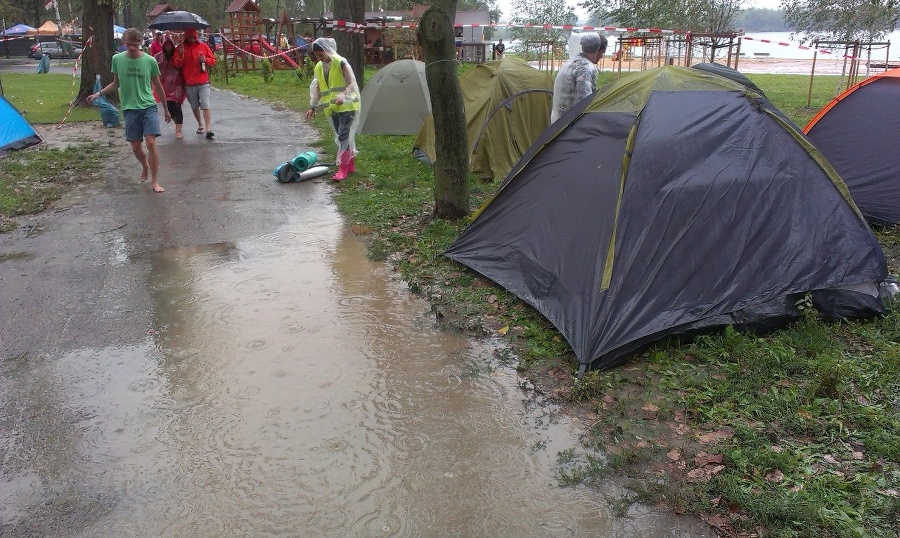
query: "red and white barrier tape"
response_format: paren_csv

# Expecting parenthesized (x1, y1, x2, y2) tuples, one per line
(326, 19, 684, 35)
(740, 35, 858, 59)
(58, 35, 92, 127)
(0, 34, 30, 42)
(219, 33, 308, 61)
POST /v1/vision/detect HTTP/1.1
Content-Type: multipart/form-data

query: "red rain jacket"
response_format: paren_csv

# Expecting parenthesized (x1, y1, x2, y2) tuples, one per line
(174, 31, 216, 86)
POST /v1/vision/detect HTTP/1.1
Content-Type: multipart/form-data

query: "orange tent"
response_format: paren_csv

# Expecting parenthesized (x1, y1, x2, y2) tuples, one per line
(804, 68, 900, 225)
(31, 20, 60, 35)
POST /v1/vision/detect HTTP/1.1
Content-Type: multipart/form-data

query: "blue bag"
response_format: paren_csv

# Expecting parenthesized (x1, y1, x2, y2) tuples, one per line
(92, 75, 121, 127)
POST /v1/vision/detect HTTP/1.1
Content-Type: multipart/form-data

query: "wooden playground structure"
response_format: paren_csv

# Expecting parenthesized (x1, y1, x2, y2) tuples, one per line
(219, 0, 407, 75)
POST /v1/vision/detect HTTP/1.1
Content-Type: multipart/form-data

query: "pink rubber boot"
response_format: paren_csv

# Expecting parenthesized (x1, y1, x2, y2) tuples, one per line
(348, 154, 356, 174)
(332, 151, 351, 181)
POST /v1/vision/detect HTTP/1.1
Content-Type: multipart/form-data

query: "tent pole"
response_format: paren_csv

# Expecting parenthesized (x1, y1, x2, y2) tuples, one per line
(807, 49, 817, 108)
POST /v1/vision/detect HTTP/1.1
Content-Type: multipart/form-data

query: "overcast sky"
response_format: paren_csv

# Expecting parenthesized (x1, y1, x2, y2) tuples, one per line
(495, 0, 784, 22)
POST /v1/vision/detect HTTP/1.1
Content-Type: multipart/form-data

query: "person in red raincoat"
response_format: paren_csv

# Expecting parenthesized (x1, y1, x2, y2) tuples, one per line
(174, 28, 217, 139)
(155, 36, 187, 139)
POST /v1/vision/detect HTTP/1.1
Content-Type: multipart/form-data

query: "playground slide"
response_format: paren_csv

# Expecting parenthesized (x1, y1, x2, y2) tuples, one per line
(258, 37, 299, 69)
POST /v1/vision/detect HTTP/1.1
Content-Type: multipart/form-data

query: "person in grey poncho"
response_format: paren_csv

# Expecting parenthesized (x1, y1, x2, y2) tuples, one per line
(551, 33, 607, 123)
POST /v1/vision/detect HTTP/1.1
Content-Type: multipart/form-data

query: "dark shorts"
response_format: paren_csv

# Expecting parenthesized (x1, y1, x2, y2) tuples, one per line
(123, 106, 161, 142)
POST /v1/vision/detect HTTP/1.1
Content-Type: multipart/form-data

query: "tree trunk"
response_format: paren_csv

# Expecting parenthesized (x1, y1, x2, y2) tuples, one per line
(334, 0, 365, 91)
(77, 0, 116, 106)
(417, 1, 470, 220)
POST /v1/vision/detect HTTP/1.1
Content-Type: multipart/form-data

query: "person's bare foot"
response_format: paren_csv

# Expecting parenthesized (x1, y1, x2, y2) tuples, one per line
(152, 182, 165, 193)
(140, 168, 149, 183)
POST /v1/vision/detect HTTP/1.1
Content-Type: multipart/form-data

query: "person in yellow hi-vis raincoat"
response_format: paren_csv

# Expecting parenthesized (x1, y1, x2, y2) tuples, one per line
(305, 37, 360, 181)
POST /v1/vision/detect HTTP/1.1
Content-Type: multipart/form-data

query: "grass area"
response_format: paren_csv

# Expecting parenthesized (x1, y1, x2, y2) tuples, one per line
(2, 72, 99, 124)
(0, 142, 112, 231)
(1, 74, 111, 232)
(4, 64, 897, 536)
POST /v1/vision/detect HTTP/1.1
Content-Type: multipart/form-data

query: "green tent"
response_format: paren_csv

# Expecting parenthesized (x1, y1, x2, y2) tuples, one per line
(446, 66, 888, 373)
(413, 56, 553, 181)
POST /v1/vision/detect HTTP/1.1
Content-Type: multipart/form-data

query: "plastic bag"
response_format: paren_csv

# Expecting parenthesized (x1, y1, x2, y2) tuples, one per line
(36, 53, 50, 74)
(92, 75, 120, 127)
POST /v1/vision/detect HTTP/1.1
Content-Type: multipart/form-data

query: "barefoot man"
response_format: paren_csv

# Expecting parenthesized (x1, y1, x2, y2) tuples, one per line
(88, 28, 171, 192)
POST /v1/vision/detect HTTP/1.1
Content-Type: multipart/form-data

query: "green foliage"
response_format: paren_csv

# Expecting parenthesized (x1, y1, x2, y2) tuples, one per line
(782, 0, 900, 42)
(260, 58, 274, 83)
(583, 0, 745, 32)
(736, 7, 790, 32)
(509, 0, 578, 43)
(569, 370, 603, 401)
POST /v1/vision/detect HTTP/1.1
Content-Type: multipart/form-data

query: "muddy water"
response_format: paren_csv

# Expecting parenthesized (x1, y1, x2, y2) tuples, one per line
(1, 186, 710, 536)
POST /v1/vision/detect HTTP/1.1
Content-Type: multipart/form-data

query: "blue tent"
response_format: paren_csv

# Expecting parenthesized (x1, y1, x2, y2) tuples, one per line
(2, 23, 36, 35)
(0, 95, 43, 156)
(113, 25, 126, 37)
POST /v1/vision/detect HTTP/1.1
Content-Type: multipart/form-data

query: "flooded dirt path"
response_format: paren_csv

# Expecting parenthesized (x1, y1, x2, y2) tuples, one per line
(0, 91, 712, 537)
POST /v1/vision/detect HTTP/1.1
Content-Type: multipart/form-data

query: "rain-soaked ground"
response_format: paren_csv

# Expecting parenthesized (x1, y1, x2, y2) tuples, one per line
(0, 89, 713, 536)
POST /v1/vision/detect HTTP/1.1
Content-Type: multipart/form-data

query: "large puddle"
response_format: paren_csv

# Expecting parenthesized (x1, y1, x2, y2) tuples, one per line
(1, 186, 710, 536)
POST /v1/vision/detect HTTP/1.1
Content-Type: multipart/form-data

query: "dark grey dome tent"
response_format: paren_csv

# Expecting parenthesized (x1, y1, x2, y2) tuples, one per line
(446, 66, 888, 373)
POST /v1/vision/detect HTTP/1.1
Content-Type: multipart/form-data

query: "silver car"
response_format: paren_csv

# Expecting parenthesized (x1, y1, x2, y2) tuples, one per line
(29, 41, 83, 59)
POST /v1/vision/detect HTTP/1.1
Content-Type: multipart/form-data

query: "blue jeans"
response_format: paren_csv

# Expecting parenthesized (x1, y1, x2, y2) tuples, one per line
(123, 106, 161, 142)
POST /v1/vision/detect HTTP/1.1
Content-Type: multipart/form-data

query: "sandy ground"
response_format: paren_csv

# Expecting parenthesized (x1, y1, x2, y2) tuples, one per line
(32, 120, 125, 152)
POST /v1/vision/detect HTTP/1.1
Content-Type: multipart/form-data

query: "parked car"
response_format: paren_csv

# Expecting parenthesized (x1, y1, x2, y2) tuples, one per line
(29, 41, 83, 60)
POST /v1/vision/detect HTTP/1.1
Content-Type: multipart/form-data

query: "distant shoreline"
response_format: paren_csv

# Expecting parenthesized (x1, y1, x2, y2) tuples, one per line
(529, 57, 895, 76)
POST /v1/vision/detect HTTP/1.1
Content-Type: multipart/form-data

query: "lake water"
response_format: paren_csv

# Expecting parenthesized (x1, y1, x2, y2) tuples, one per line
(509, 30, 900, 62)
(736, 30, 900, 60)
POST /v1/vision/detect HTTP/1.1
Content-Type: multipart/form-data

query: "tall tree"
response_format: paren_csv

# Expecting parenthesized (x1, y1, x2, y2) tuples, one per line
(581, 0, 746, 32)
(781, 0, 900, 42)
(417, 0, 469, 219)
(582, 0, 694, 29)
(77, 0, 115, 105)
(333, 0, 365, 90)
(509, 0, 577, 44)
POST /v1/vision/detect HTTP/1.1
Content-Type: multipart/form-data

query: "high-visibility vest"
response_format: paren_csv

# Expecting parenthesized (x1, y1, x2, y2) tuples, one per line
(314, 55, 359, 115)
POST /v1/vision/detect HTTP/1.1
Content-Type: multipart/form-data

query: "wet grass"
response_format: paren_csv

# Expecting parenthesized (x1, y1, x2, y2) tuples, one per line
(0, 143, 111, 232)
(1, 74, 114, 232)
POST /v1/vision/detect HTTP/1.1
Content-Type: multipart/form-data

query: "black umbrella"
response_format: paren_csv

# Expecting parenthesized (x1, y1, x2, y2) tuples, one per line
(148, 11, 210, 30)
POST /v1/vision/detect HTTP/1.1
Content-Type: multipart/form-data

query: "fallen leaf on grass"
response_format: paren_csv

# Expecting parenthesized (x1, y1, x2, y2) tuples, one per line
(671, 423, 691, 436)
(695, 452, 723, 466)
(765, 469, 785, 483)
(497, 325, 509, 335)
(697, 428, 733, 444)
(667, 448, 681, 461)
(641, 402, 659, 420)
(700, 513, 732, 531)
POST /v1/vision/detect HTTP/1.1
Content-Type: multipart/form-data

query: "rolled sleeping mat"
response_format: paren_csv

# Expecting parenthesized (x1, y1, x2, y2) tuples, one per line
(273, 163, 330, 183)
(273, 162, 298, 183)
(296, 165, 330, 181)
(291, 151, 318, 171)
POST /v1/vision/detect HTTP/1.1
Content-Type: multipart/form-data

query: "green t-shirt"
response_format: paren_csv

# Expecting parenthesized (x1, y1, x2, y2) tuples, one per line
(111, 52, 160, 111)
